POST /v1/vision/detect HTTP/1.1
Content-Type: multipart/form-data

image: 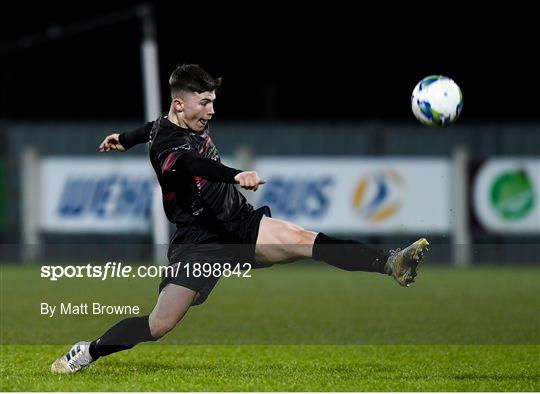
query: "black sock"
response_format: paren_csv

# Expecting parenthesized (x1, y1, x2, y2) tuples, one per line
(312, 233, 389, 274)
(89, 315, 157, 360)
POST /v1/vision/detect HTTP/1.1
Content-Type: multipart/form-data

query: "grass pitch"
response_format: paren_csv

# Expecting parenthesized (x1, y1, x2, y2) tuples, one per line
(1, 264, 539, 391)
(1, 345, 538, 391)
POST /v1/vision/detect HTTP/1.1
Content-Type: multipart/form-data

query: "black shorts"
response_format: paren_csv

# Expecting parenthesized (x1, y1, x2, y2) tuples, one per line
(158, 205, 272, 305)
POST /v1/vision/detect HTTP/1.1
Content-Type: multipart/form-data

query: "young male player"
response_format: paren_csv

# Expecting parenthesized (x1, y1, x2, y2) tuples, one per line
(51, 64, 429, 373)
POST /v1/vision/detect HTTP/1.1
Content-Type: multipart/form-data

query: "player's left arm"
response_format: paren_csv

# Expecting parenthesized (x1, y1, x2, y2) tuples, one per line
(163, 150, 266, 190)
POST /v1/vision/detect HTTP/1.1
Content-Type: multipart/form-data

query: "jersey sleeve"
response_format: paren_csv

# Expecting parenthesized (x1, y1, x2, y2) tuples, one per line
(118, 121, 154, 150)
(160, 143, 242, 184)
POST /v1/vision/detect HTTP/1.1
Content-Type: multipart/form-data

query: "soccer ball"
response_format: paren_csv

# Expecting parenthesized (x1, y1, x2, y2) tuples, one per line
(411, 75, 463, 126)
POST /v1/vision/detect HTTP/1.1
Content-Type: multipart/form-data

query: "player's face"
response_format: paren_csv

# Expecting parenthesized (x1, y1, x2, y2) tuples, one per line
(178, 90, 216, 132)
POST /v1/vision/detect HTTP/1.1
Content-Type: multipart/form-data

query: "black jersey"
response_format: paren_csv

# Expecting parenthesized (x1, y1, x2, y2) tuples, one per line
(119, 115, 253, 238)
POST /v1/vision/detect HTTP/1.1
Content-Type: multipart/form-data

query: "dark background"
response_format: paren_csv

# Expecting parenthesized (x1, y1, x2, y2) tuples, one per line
(0, 3, 537, 122)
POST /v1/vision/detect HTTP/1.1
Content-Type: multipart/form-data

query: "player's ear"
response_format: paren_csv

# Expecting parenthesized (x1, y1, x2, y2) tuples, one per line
(172, 98, 184, 112)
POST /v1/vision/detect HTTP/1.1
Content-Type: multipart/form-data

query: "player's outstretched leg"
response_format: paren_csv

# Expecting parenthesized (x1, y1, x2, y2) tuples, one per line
(256, 217, 429, 286)
(51, 284, 196, 373)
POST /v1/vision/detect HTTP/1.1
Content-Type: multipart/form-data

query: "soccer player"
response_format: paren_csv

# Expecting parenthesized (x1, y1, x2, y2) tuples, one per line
(51, 64, 429, 373)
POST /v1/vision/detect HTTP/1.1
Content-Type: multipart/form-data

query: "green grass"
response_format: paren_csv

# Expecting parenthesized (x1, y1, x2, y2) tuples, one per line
(1, 344, 538, 391)
(1, 264, 539, 390)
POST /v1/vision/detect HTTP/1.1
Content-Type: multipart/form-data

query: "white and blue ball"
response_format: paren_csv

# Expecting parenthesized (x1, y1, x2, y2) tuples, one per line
(411, 75, 463, 126)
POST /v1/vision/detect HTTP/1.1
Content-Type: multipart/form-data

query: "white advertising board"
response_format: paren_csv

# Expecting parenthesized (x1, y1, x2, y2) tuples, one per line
(252, 158, 451, 234)
(40, 158, 155, 233)
(39, 157, 453, 235)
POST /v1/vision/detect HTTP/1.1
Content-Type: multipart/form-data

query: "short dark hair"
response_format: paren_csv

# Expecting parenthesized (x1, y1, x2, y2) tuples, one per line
(169, 64, 222, 98)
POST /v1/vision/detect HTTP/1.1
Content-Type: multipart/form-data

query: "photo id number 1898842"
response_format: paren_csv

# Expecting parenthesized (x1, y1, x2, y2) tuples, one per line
(185, 263, 252, 278)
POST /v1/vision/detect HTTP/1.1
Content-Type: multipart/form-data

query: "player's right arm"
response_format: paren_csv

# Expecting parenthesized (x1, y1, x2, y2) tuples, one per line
(99, 122, 154, 152)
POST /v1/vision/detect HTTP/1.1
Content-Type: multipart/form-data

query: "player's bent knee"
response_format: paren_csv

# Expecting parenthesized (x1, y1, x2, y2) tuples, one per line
(257, 218, 317, 262)
(279, 224, 316, 261)
(290, 225, 316, 247)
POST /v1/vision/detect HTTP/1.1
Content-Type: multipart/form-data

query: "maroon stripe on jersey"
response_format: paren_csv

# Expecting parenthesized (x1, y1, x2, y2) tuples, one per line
(199, 136, 212, 154)
(162, 153, 177, 172)
(195, 176, 208, 188)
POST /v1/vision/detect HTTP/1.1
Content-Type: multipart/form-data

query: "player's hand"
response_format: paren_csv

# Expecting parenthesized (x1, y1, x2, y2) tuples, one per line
(234, 171, 266, 191)
(99, 133, 126, 152)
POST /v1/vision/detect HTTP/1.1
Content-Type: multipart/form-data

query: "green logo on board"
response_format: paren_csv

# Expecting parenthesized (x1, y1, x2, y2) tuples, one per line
(490, 170, 535, 220)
